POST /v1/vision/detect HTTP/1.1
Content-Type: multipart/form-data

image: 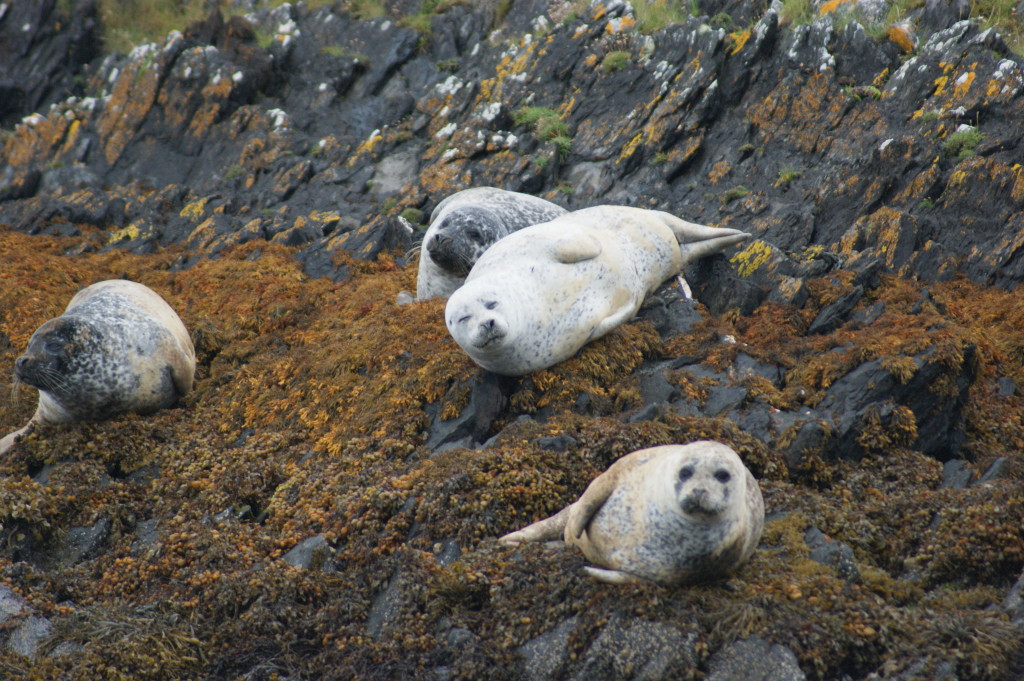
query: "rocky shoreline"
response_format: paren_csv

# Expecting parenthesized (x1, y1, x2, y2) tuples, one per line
(1, 1, 1023, 679)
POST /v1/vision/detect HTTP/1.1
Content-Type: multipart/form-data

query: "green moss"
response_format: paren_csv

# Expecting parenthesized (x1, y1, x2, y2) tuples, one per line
(601, 50, 631, 72)
(720, 185, 750, 204)
(775, 166, 802, 189)
(943, 127, 983, 159)
(632, 0, 695, 32)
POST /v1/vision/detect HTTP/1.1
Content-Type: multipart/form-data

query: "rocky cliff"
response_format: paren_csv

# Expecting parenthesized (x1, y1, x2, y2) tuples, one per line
(1, 0, 1023, 679)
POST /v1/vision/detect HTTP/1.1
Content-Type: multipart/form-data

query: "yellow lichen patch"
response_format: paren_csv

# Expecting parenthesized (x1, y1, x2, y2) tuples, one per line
(106, 221, 144, 245)
(730, 240, 775, 278)
(886, 25, 915, 54)
(179, 197, 209, 221)
(616, 131, 644, 164)
(728, 28, 752, 55)
(818, 0, 853, 15)
(605, 15, 636, 34)
(953, 68, 976, 99)
(584, 53, 598, 68)
(1012, 164, 1024, 204)
(872, 68, 890, 89)
(346, 129, 384, 166)
(708, 160, 732, 184)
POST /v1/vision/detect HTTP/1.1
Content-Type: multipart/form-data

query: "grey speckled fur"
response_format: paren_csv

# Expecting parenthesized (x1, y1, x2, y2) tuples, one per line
(500, 441, 765, 586)
(1, 280, 195, 453)
(445, 205, 750, 376)
(416, 187, 566, 300)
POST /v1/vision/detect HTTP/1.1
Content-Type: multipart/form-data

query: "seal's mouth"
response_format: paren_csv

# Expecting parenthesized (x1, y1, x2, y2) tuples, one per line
(681, 496, 723, 517)
(427, 236, 472, 276)
(471, 318, 506, 349)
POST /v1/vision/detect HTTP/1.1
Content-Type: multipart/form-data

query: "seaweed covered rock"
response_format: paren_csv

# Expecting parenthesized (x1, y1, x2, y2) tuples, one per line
(1, 0, 1024, 679)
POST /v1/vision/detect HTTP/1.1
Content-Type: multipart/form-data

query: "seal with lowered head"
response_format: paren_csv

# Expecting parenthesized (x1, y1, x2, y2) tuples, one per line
(500, 441, 765, 586)
(416, 186, 567, 300)
(0, 280, 196, 454)
(445, 205, 749, 376)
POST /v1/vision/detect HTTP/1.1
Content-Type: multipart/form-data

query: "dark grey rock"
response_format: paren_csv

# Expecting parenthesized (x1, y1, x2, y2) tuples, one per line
(426, 372, 508, 451)
(736, 403, 773, 445)
(1004, 568, 1024, 625)
(638, 281, 702, 338)
(705, 385, 748, 416)
(997, 376, 1016, 397)
(537, 435, 577, 451)
(638, 364, 680, 405)
(366, 574, 407, 639)
(940, 459, 973, 489)
(807, 285, 864, 335)
(0, 585, 27, 624)
(48, 518, 111, 567)
(569, 614, 697, 681)
(805, 527, 860, 582)
(977, 457, 1008, 485)
(281, 534, 334, 571)
(783, 420, 830, 469)
(816, 344, 975, 460)
(131, 518, 160, 555)
(850, 301, 885, 328)
(921, 0, 971, 31)
(434, 538, 461, 567)
(8, 615, 52, 659)
(705, 635, 806, 681)
(734, 352, 786, 386)
(518, 616, 578, 681)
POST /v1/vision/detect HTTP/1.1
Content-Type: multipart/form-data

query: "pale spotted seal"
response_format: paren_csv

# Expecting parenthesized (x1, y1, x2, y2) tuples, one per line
(445, 205, 749, 376)
(416, 187, 567, 300)
(500, 441, 765, 585)
(0, 280, 195, 454)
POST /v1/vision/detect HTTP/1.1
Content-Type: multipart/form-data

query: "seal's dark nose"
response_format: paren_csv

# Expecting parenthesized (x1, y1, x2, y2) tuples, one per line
(14, 356, 28, 374)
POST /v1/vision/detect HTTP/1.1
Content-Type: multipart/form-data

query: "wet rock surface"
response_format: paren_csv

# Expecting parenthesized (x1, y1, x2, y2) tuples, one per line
(1, 1, 1024, 679)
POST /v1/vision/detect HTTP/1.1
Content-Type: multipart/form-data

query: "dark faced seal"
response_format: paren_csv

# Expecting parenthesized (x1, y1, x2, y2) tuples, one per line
(445, 205, 749, 376)
(1, 280, 195, 453)
(416, 187, 567, 300)
(500, 441, 765, 585)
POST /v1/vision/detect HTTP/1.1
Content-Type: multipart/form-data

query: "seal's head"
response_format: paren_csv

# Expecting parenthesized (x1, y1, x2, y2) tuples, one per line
(673, 442, 745, 520)
(14, 316, 99, 399)
(445, 281, 513, 353)
(426, 206, 507, 277)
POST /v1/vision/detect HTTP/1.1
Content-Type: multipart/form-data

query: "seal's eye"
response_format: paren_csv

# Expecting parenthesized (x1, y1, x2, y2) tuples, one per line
(467, 229, 482, 241)
(678, 467, 693, 481)
(485, 301, 498, 310)
(714, 470, 731, 483)
(44, 337, 65, 355)
(458, 315, 471, 324)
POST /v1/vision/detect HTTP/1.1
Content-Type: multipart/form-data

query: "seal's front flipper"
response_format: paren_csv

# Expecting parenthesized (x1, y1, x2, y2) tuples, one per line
(589, 301, 638, 340)
(583, 566, 639, 585)
(551, 232, 602, 264)
(567, 471, 619, 540)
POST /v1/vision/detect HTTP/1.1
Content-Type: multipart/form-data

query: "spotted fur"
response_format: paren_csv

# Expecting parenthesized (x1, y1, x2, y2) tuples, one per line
(416, 187, 566, 300)
(445, 205, 750, 376)
(1, 280, 194, 453)
(501, 441, 765, 586)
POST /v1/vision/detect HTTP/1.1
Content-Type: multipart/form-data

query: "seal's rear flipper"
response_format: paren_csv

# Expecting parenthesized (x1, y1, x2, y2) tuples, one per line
(499, 505, 572, 544)
(582, 566, 639, 585)
(678, 232, 750, 268)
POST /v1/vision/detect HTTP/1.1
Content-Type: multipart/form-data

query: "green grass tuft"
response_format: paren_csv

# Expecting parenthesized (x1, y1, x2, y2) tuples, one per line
(942, 127, 983, 159)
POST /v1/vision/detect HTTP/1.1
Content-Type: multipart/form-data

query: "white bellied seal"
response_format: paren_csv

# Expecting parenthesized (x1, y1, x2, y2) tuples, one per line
(500, 441, 765, 585)
(445, 205, 749, 376)
(416, 187, 567, 300)
(0, 280, 196, 454)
